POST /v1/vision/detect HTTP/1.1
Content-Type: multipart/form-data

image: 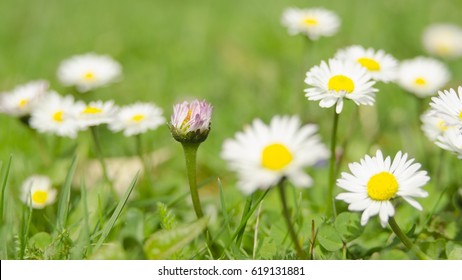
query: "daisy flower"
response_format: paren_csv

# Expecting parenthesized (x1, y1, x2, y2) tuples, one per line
(436, 126, 462, 159)
(221, 115, 329, 195)
(29, 92, 83, 138)
(108, 102, 165, 136)
(281, 7, 340, 40)
(57, 53, 122, 92)
(429, 86, 462, 127)
(304, 59, 377, 114)
(0, 80, 49, 117)
(334, 45, 398, 83)
(422, 23, 462, 59)
(77, 99, 118, 128)
(169, 100, 212, 143)
(336, 150, 429, 227)
(397, 57, 450, 98)
(420, 109, 452, 141)
(20, 175, 57, 209)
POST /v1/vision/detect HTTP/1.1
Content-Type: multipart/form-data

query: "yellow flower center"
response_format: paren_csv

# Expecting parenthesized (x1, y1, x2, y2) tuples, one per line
(181, 109, 193, 128)
(83, 71, 95, 80)
(437, 120, 448, 131)
(53, 111, 64, 122)
(436, 43, 452, 55)
(261, 143, 293, 171)
(83, 106, 103, 114)
(367, 171, 398, 201)
(414, 77, 427, 86)
(18, 99, 28, 108)
(32, 190, 48, 205)
(357, 57, 381, 71)
(459, 112, 462, 120)
(328, 75, 355, 93)
(131, 114, 145, 122)
(302, 17, 318, 26)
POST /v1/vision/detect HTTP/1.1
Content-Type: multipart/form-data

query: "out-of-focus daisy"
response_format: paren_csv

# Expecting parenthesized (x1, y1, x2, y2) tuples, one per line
(336, 150, 429, 227)
(334, 45, 398, 83)
(421, 109, 452, 141)
(169, 100, 212, 143)
(436, 126, 462, 159)
(422, 23, 462, 59)
(108, 102, 165, 136)
(0, 80, 49, 116)
(429, 86, 462, 127)
(20, 175, 57, 209)
(57, 53, 122, 92)
(281, 7, 340, 40)
(304, 59, 377, 114)
(397, 57, 450, 98)
(221, 115, 329, 195)
(77, 100, 118, 127)
(29, 92, 83, 138)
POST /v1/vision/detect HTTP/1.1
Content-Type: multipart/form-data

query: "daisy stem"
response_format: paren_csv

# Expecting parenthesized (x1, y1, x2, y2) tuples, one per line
(277, 179, 307, 260)
(90, 126, 113, 193)
(326, 110, 340, 218)
(388, 217, 431, 260)
(236, 194, 253, 247)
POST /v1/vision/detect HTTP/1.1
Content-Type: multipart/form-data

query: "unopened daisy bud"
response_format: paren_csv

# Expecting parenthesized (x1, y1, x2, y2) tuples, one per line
(169, 100, 212, 144)
(57, 53, 122, 93)
(0, 80, 49, 117)
(20, 175, 57, 209)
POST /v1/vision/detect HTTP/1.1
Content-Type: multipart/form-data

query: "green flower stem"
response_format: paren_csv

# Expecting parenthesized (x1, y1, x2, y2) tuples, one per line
(235, 194, 254, 247)
(388, 217, 431, 260)
(326, 109, 340, 218)
(90, 127, 116, 196)
(181, 143, 204, 219)
(277, 180, 307, 260)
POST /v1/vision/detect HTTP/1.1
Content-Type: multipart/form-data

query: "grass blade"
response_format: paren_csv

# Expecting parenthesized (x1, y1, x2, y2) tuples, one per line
(93, 172, 139, 251)
(56, 156, 78, 233)
(0, 155, 12, 225)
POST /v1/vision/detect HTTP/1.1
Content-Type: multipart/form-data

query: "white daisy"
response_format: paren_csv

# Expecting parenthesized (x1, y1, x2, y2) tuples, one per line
(334, 45, 398, 83)
(304, 59, 377, 114)
(0, 80, 49, 117)
(108, 102, 165, 136)
(221, 115, 329, 195)
(77, 99, 118, 128)
(422, 23, 462, 59)
(281, 7, 340, 40)
(336, 150, 429, 227)
(20, 175, 57, 209)
(57, 53, 122, 92)
(29, 92, 83, 138)
(420, 109, 452, 141)
(429, 86, 462, 127)
(397, 57, 450, 98)
(436, 126, 462, 159)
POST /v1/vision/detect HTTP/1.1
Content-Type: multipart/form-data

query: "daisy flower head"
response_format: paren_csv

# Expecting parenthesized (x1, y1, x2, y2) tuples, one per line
(77, 99, 118, 128)
(0, 80, 49, 117)
(422, 23, 462, 59)
(420, 109, 452, 141)
(281, 7, 340, 40)
(57, 53, 122, 93)
(436, 126, 462, 159)
(20, 175, 57, 209)
(29, 92, 83, 138)
(336, 150, 429, 227)
(221, 115, 329, 195)
(429, 86, 462, 127)
(304, 59, 377, 114)
(108, 102, 165, 137)
(169, 100, 212, 144)
(397, 57, 450, 98)
(334, 45, 398, 83)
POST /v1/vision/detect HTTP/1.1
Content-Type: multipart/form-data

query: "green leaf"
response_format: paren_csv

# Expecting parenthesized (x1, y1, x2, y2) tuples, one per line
(0, 155, 12, 225)
(93, 173, 138, 251)
(420, 239, 446, 259)
(446, 242, 462, 260)
(28, 232, 52, 250)
(334, 212, 363, 242)
(257, 237, 278, 260)
(144, 217, 208, 260)
(374, 249, 410, 260)
(56, 156, 78, 232)
(317, 223, 343, 251)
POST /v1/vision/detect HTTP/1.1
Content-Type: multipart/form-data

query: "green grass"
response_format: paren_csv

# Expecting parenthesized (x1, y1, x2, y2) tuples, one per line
(0, 0, 462, 259)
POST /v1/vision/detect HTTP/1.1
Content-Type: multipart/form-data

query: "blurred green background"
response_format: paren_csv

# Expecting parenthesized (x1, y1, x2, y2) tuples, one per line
(1, 0, 462, 259)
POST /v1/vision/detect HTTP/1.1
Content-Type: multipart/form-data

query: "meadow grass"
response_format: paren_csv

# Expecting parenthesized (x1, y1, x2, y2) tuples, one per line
(0, 0, 461, 259)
